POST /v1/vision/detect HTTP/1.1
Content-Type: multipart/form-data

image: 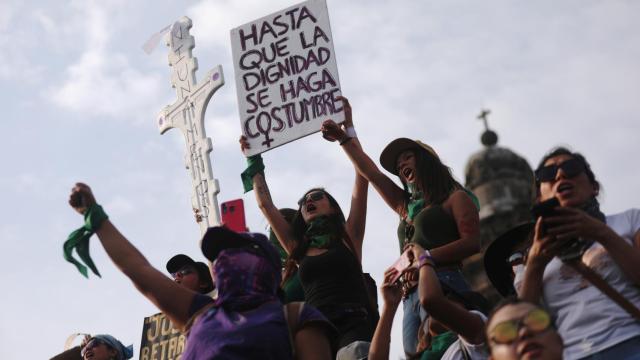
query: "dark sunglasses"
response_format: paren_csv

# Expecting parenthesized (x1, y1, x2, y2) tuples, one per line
(535, 158, 585, 183)
(489, 308, 552, 344)
(298, 191, 326, 207)
(171, 267, 195, 278)
(81, 338, 106, 356)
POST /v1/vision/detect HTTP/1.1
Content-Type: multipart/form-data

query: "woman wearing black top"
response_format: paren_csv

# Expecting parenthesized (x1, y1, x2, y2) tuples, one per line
(240, 97, 374, 351)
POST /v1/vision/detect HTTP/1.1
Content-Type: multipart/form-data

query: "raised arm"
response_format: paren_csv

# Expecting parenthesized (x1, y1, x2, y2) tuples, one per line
(321, 97, 406, 216)
(68, 183, 195, 329)
(240, 137, 297, 254)
(322, 98, 369, 259)
(368, 269, 403, 360)
(429, 190, 481, 265)
(409, 243, 485, 345)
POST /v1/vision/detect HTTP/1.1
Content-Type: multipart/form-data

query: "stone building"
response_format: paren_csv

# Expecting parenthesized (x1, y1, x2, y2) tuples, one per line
(462, 117, 535, 304)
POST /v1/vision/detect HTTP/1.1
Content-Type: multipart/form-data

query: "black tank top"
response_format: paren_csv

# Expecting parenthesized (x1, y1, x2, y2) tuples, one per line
(397, 205, 460, 253)
(298, 241, 369, 313)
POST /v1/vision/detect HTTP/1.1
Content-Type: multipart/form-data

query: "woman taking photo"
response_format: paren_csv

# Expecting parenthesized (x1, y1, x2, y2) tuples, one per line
(519, 147, 640, 359)
(240, 97, 375, 352)
(369, 242, 488, 360)
(321, 103, 480, 353)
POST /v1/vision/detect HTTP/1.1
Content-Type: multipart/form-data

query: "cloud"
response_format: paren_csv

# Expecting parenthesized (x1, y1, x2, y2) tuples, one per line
(45, 0, 165, 123)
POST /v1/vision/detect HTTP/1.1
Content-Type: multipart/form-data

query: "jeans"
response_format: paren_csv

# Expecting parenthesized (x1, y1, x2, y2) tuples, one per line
(401, 270, 470, 354)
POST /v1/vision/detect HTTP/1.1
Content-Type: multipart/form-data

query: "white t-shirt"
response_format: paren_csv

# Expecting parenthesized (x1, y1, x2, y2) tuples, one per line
(515, 208, 640, 359)
(440, 311, 489, 360)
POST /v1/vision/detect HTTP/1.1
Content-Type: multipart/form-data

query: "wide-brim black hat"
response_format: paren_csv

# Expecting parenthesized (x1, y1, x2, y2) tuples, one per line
(379, 138, 440, 175)
(166, 254, 214, 294)
(200, 226, 280, 272)
(484, 222, 534, 297)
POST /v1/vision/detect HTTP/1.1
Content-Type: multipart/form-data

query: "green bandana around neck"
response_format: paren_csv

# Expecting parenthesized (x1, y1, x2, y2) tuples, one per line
(407, 183, 425, 221)
(63, 204, 108, 278)
(421, 331, 458, 360)
(241, 154, 265, 193)
(305, 216, 340, 249)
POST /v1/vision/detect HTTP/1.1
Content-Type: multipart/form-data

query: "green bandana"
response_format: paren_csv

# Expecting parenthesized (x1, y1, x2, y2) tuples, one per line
(305, 216, 339, 249)
(63, 204, 108, 278)
(421, 331, 458, 360)
(407, 183, 425, 220)
(241, 154, 265, 193)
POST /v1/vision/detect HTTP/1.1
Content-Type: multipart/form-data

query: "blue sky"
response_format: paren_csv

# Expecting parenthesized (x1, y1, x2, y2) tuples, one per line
(2, 1, 639, 358)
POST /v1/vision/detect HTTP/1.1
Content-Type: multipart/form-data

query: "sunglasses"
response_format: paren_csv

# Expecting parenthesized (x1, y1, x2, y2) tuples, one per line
(489, 308, 552, 344)
(81, 338, 106, 356)
(171, 267, 195, 278)
(535, 158, 585, 183)
(298, 191, 326, 207)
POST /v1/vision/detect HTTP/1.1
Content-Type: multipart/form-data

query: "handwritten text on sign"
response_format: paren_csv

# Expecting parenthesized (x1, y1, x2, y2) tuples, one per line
(139, 313, 185, 360)
(231, 0, 344, 156)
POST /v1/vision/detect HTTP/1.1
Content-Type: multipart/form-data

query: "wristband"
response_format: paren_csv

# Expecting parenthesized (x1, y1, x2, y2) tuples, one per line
(345, 126, 357, 139)
(418, 250, 434, 268)
(340, 136, 354, 145)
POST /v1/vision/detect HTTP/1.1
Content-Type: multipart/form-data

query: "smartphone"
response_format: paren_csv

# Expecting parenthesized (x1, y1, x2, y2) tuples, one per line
(221, 199, 247, 233)
(388, 249, 413, 284)
(530, 197, 560, 220)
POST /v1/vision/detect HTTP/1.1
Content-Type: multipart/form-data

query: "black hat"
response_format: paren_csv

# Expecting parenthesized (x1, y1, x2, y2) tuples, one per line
(200, 226, 281, 273)
(166, 254, 214, 294)
(484, 222, 534, 297)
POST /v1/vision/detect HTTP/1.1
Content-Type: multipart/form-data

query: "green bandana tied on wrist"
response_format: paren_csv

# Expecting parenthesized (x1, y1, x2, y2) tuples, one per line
(63, 204, 108, 278)
(241, 154, 265, 193)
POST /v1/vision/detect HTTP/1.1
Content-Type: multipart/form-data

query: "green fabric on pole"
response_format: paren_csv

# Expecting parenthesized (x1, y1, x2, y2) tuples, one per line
(420, 331, 458, 360)
(241, 154, 265, 193)
(63, 204, 108, 278)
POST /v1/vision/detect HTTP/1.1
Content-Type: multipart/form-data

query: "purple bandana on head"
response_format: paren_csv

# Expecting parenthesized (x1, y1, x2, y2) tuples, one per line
(213, 248, 280, 311)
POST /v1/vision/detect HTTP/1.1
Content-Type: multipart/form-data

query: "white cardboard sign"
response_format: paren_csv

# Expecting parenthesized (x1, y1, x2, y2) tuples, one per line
(231, 0, 344, 156)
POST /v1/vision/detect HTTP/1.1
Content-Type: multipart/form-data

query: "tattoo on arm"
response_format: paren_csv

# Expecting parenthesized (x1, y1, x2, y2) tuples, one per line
(458, 214, 479, 236)
(254, 174, 273, 204)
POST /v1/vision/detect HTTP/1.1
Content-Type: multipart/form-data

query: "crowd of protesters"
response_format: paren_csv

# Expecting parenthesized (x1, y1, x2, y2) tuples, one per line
(59, 96, 640, 360)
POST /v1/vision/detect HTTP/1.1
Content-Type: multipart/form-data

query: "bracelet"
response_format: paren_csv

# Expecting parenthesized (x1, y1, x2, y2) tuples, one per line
(418, 250, 434, 268)
(418, 260, 435, 270)
(339, 137, 354, 145)
(345, 126, 357, 138)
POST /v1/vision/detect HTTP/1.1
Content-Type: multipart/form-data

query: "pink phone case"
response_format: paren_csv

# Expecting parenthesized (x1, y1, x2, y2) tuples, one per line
(389, 250, 412, 284)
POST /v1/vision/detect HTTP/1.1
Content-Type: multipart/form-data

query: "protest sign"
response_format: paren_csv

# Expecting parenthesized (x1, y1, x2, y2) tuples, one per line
(139, 313, 185, 360)
(231, 0, 344, 156)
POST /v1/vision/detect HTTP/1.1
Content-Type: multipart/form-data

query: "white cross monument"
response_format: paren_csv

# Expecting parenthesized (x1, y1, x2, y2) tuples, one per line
(157, 16, 225, 235)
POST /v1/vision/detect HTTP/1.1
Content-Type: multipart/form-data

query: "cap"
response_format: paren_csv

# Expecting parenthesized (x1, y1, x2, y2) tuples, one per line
(165, 254, 214, 294)
(200, 226, 281, 272)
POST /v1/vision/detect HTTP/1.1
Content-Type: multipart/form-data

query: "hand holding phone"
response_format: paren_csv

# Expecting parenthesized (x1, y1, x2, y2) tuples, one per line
(387, 249, 413, 284)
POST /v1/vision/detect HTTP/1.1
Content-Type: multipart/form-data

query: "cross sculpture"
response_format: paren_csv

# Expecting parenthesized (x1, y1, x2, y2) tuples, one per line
(477, 108, 491, 130)
(157, 16, 225, 235)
